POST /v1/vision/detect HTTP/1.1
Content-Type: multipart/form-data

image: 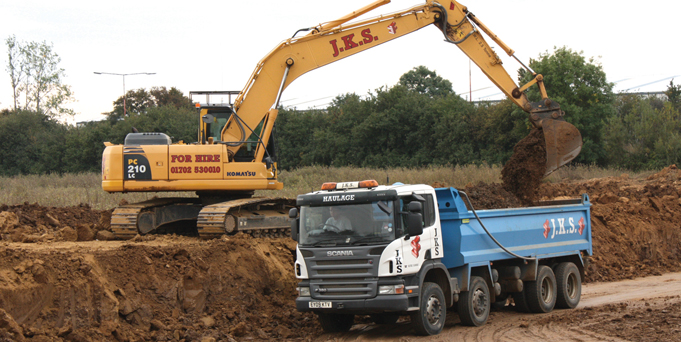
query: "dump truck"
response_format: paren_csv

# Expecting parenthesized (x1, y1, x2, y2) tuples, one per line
(102, 0, 581, 239)
(290, 180, 591, 335)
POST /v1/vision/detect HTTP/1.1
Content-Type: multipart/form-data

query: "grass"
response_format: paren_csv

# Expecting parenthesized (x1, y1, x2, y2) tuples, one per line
(0, 165, 655, 210)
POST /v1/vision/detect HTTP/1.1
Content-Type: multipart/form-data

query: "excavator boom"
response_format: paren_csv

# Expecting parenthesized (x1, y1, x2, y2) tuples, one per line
(224, 0, 581, 174)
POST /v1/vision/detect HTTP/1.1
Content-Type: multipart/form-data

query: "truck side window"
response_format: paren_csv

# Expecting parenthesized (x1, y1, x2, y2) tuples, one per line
(398, 194, 435, 234)
(423, 194, 435, 227)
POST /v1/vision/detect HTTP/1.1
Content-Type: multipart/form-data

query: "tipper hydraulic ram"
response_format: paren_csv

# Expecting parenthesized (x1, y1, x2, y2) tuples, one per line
(290, 180, 591, 335)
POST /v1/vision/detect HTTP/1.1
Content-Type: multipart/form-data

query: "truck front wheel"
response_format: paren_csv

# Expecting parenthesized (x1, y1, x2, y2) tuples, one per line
(458, 276, 490, 326)
(316, 313, 354, 333)
(525, 265, 557, 313)
(410, 282, 445, 335)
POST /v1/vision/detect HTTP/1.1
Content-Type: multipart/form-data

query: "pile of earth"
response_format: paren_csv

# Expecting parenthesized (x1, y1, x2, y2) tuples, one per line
(501, 128, 547, 204)
(1, 166, 681, 340)
(0, 203, 112, 243)
(0, 235, 319, 341)
(539, 165, 681, 282)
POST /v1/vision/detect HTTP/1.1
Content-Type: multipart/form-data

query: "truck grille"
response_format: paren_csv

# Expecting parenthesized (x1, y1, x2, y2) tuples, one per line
(303, 249, 380, 300)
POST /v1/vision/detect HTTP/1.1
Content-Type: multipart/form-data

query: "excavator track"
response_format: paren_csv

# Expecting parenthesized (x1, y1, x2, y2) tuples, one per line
(111, 197, 295, 240)
(197, 197, 295, 239)
(111, 198, 203, 240)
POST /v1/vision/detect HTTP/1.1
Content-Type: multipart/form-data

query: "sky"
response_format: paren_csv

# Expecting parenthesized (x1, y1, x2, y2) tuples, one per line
(1, 0, 680, 124)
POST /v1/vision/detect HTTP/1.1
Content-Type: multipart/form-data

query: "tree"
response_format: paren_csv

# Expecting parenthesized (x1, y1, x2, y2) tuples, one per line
(604, 94, 681, 170)
(665, 79, 681, 112)
(106, 86, 193, 121)
(519, 47, 615, 165)
(398, 66, 453, 97)
(5, 36, 25, 111)
(0, 111, 66, 175)
(4, 36, 75, 118)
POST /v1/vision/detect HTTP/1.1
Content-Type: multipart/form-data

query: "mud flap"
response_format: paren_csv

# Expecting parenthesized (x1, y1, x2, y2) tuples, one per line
(542, 120, 582, 176)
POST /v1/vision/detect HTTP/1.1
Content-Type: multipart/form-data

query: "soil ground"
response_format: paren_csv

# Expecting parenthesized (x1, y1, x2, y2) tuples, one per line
(1, 165, 681, 341)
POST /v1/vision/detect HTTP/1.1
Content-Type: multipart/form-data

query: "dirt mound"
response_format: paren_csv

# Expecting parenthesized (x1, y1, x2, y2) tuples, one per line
(538, 165, 681, 282)
(0, 203, 110, 243)
(1, 166, 681, 339)
(0, 235, 318, 341)
(501, 128, 547, 204)
(463, 182, 523, 210)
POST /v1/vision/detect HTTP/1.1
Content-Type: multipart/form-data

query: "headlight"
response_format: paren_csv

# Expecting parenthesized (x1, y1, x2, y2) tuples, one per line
(378, 284, 404, 295)
(297, 287, 311, 297)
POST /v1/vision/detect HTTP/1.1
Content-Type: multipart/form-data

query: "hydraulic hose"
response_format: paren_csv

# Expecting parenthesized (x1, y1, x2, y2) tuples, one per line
(221, 112, 273, 161)
(459, 191, 536, 261)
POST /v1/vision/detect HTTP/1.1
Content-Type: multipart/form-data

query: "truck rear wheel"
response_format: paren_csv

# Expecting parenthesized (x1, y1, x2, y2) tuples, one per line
(410, 282, 445, 335)
(458, 276, 490, 326)
(316, 313, 354, 333)
(555, 262, 581, 309)
(525, 265, 557, 313)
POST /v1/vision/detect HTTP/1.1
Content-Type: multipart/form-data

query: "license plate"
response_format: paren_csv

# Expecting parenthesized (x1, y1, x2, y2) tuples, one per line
(308, 301, 332, 308)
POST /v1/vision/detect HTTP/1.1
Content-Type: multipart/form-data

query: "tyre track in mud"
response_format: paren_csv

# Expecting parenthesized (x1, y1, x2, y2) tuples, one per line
(319, 272, 681, 341)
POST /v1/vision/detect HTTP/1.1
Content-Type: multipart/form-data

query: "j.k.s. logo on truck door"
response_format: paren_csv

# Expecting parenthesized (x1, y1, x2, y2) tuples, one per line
(543, 217, 586, 239)
(395, 249, 403, 273)
(411, 236, 421, 257)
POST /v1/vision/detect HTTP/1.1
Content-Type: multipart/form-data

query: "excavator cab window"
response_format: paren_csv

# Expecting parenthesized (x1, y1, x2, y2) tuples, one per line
(233, 120, 265, 162)
(202, 109, 232, 143)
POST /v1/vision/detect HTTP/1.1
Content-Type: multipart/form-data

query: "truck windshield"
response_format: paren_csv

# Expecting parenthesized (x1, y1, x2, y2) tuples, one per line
(298, 200, 397, 247)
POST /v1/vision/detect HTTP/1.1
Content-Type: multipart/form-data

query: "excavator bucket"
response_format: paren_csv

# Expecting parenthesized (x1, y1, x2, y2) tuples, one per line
(542, 120, 582, 176)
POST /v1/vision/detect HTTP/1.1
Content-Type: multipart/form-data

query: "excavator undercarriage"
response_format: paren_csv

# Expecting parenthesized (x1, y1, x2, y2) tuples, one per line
(111, 196, 295, 240)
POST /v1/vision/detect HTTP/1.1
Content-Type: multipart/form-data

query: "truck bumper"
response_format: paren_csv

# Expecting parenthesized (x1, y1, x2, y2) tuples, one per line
(296, 294, 411, 314)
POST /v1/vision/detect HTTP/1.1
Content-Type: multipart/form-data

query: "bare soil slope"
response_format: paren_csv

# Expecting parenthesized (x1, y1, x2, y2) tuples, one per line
(0, 166, 680, 340)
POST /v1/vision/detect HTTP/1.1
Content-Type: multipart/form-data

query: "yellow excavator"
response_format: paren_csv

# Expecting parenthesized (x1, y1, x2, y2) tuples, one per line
(101, 0, 582, 239)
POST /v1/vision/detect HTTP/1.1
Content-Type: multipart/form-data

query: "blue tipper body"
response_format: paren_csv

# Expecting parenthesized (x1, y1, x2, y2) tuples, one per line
(435, 187, 592, 270)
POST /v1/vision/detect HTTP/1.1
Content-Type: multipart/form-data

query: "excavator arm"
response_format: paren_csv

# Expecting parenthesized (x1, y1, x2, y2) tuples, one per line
(222, 0, 581, 175)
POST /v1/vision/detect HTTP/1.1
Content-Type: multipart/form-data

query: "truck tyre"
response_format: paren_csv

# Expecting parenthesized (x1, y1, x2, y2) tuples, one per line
(512, 288, 531, 313)
(410, 282, 445, 335)
(525, 265, 557, 313)
(555, 262, 581, 309)
(370, 313, 400, 325)
(458, 276, 490, 326)
(316, 313, 354, 333)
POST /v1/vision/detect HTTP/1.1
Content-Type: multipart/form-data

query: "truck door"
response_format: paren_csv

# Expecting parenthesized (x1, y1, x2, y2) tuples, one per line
(397, 193, 438, 274)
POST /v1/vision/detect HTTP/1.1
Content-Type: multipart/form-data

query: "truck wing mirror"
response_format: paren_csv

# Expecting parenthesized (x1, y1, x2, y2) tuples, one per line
(408, 201, 422, 213)
(407, 212, 423, 236)
(289, 208, 299, 241)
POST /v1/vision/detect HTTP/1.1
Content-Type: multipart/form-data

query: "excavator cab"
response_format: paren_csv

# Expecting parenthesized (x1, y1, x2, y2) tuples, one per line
(190, 91, 241, 145)
(199, 107, 232, 144)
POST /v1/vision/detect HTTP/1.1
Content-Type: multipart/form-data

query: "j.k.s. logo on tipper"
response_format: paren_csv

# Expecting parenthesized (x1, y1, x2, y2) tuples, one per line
(543, 217, 586, 239)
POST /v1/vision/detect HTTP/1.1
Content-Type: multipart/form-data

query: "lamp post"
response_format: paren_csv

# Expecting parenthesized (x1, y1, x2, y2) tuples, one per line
(94, 72, 156, 116)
